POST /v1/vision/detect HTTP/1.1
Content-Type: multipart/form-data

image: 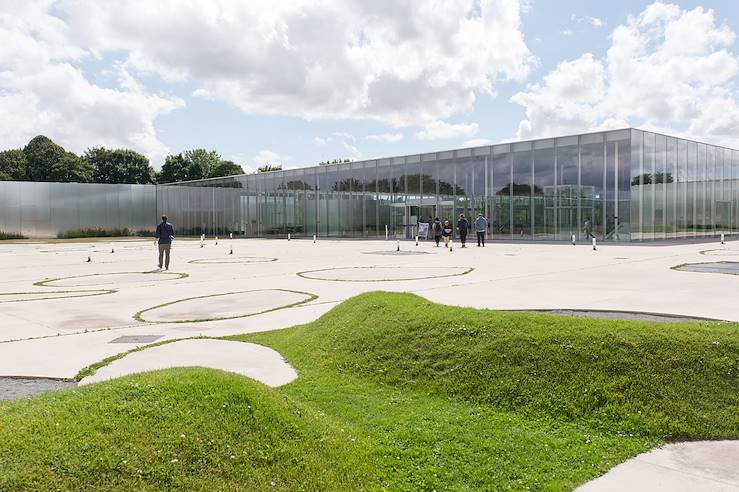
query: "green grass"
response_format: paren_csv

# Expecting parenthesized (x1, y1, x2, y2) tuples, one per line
(1, 292, 737, 490)
(0, 369, 375, 491)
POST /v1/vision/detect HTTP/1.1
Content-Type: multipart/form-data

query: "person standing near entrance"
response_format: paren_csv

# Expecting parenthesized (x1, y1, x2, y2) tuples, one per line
(474, 213, 488, 247)
(583, 218, 595, 239)
(442, 220, 452, 248)
(457, 214, 469, 248)
(155, 215, 175, 270)
(432, 217, 443, 246)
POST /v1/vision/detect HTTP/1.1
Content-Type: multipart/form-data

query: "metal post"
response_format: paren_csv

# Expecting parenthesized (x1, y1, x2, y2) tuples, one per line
(288, 233, 291, 241)
(385, 224, 388, 240)
(396, 240, 400, 252)
(313, 234, 316, 243)
(721, 233, 725, 244)
(592, 237, 597, 251)
(571, 234, 576, 246)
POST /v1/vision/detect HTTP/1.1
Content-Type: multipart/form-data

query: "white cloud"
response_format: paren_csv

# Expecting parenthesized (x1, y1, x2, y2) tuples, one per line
(56, 0, 535, 127)
(571, 14, 605, 27)
(253, 149, 291, 167)
(416, 120, 480, 140)
(559, 29, 574, 36)
(365, 132, 403, 143)
(342, 142, 362, 160)
(512, 2, 739, 147)
(463, 138, 493, 147)
(0, 2, 183, 167)
(313, 136, 332, 147)
(332, 132, 356, 142)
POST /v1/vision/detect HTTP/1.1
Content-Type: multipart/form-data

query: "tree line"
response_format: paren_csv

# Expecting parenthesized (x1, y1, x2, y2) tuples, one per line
(0, 135, 246, 185)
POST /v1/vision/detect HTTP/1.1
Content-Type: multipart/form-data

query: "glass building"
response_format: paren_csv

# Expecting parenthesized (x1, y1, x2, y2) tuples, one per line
(157, 129, 739, 242)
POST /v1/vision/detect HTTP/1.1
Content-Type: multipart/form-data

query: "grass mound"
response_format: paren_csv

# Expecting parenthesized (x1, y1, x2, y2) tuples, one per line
(1, 293, 737, 490)
(0, 368, 373, 491)
(259, 292, 738, 439)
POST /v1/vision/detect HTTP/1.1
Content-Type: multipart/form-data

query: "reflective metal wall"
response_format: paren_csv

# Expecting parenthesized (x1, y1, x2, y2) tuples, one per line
(0, 181, 156, 237)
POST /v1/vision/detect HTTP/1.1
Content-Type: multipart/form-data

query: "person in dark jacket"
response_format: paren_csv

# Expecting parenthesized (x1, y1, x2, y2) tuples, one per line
(457, 214, 469, 248)
(155, 215, 175, 270)
(441, 220, 452, 248)
(432, 217, 443, 246)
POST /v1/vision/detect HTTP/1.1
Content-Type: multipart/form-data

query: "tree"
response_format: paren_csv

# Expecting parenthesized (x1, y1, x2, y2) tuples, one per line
(0, 149, 27, 181)
(158, 154, 191, 183)
(86, 147, 154, 184)
(49, 152, 93, 183)
(209, 160, 245, 178)
(319, 158, 353, 165)
(184, 149, 221, 180)
(23, 135, 66, 182)
(257, 164, 282, 173)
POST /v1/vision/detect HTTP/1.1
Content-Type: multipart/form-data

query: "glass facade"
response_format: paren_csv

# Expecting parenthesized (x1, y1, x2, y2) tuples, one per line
(0, 181, 155, 237)
(1, 129, 737, 241)
(155, 129, 738, 242)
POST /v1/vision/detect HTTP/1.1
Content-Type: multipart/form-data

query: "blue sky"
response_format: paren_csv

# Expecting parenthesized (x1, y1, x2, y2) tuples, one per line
(2, 1, 739, 170)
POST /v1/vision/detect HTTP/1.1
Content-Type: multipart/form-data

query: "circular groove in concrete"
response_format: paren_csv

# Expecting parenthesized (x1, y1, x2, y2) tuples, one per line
(37, 271, 187, 288)
(297, 265, 474, 282)
(674, 261, 739, 276)
(136, 289, 317, 323)
(188, 256, 277, 264)
(0, 290, 115, 303)
(362, 250, 430, 256)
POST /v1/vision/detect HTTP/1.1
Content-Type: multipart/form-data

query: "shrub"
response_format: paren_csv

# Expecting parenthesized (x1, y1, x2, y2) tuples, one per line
(0, 231, 27, 240)
(56, 227, 131, 239)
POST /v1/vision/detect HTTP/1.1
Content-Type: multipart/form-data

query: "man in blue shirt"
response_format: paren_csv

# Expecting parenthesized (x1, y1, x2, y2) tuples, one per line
(155, 215, 175, 270)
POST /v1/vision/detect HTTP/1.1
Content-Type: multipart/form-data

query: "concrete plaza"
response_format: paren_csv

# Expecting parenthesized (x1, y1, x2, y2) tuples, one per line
(1, 236, 738, 490)
(0, 236, 737, 379)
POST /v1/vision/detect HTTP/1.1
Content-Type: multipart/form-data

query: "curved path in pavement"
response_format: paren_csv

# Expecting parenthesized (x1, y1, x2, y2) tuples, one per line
(576, 440, 739, 491)
(79, 339, 297, 388)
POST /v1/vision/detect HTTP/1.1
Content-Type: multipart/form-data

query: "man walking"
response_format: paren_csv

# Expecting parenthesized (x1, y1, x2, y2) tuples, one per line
(474, 213, 488, 247)
(457, 213, 469, 248)
(155, 215, 175, 270)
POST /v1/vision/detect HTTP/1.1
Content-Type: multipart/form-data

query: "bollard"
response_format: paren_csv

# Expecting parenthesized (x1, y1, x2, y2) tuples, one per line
(396, 240, 400, 252)
(111, 246, 115, 253)
(415, 235, 419, 246)
(288, 233, 291, 241)
(385, 225, 388, 241)
(449, 239, 453, 252)
(229, 245, 233, 255)
(215, 236, 218, 245)
(86, 255, 91, 263)
(592, 237, 597, 251)
(721, 233, 725, 245)
(571, 234, 576, 246)
(200, 234, 204, 248)
(229, 232, 233, 240)
(313, 234, 316, 244)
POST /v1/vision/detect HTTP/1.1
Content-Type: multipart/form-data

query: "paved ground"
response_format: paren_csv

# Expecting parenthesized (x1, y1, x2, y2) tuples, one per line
(0, 377, 76, 400)
(1, 237, 737, 379)
(576, 441, 739, 491)
(79, 339, 297, 387)
(0, 237, 737, 490)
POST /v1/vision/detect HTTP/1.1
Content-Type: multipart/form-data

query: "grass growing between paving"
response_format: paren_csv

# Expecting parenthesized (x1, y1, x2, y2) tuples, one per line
(1, 292, 737, 490)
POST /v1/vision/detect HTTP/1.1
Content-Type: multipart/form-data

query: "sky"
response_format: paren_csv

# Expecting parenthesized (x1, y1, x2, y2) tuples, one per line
(1, 0, 738, 172)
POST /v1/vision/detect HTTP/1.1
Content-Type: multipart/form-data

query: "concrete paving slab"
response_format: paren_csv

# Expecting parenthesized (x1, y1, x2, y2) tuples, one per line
(137, 289, 314, 323)
(576, 441, 739, 491)
(79, 339, 297, 387)
(298, 265, 473, 281)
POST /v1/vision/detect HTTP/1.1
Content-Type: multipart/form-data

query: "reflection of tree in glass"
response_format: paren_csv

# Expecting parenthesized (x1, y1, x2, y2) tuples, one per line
(631, 172, 674, 186)
(495, 183, 544, 195)
(332, 178, 362, 192)
(279, 180, 313, 191)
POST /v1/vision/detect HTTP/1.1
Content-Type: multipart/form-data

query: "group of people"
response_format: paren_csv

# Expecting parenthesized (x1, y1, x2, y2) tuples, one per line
(429, 213, 488, 248)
